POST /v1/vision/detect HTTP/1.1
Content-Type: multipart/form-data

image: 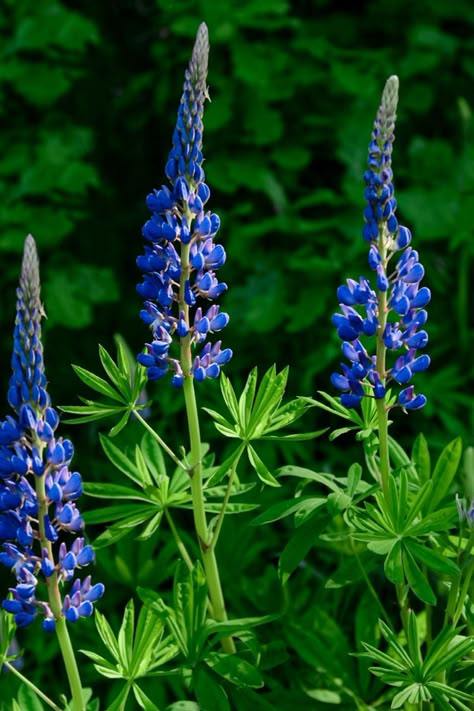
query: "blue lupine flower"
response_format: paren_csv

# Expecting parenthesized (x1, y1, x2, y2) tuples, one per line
(0, 236, 104, 631)
(331, 77, 430, 410)
(137, 23, 231, 387)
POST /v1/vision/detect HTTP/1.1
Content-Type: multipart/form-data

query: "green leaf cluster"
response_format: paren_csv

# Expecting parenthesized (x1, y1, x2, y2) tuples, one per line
(204, 366, 325, 488)
(359, 612, 474, 709)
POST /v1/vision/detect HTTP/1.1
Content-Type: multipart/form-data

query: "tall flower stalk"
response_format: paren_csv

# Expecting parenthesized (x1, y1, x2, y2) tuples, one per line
(136, 24, 235, 652)
(0, 236, 104, 711)
(331, 76, 430, 499)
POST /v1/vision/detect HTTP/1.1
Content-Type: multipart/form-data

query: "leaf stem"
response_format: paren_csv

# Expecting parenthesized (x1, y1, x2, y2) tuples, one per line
(133, 410, 187, 471)
(4, 662, 62, 710)
(164, 508, 194, 572)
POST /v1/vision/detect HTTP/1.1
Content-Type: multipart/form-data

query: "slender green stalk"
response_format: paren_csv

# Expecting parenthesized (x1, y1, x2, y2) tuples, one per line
(375, 398, 391, 500)
(164, 508, 194, 572)
(374, 225, 413, 639)
(182, 375, 235, 653)
(4, 662, 62, 710)
(133, 410, 187, 471)
(178, 237, 235, 654)
(35, 449, 84, 711)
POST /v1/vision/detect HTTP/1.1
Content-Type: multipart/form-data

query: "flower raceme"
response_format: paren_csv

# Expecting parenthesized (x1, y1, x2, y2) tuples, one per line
(137, 23, 231, 387)
(0, 236, 103, 631)
(331, 76, 430, 411)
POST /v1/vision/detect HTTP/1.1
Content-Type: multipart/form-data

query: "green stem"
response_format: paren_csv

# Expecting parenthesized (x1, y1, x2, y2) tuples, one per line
(54, 618, 84, 711)
(133, 410, 187, 471)
(35, 460, 84, 711)
(375, 398, 390, 500)
(178, 235, 235, 655)
(4, 662, 62, 710)
(164, 508, 194, 572)
(182, 375, 235, 653)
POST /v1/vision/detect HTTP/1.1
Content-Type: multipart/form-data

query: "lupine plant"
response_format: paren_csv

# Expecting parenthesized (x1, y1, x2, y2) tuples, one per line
(0, 23, 472, 711)
(274, 77, 474, 709)
(0, 236, 103, 710)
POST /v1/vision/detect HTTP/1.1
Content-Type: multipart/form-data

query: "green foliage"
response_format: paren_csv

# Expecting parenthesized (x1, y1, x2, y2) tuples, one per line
(348, 439, 462, 604)
(83, 430, 257, 548)
(60, 341, 149, 435)
(358, 613, 474, 709)
(1, 1, 474, 709)
(136, 563, 274, 708)
(80, 599, 178, 710)
(204, 366, 325, 487)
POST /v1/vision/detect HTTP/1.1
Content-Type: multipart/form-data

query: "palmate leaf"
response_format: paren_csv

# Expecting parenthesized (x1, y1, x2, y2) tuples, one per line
(350, 460, 460, 603)
(60, 341, 149, 435)
(81, 600, 178, 687)
(359, 614, 474, 708)
(204, 367, 320, 488)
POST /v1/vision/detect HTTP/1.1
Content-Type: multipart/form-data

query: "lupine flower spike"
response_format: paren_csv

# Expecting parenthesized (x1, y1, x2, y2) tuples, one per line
(331, 76, 430, 411)
(0, 235, 104, 631)
(137, 22, 232, 387)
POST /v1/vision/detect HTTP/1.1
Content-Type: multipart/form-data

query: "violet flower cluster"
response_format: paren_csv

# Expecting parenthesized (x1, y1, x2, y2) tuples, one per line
(137, 23, 231, 387)
(0, 236, 103, 631)
(331, 76, 430, 410)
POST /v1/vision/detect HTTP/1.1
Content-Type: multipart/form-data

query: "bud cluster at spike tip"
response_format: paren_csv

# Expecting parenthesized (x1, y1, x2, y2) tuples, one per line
(331, 77, 430, 411)
(0, 236, 103, 631)
(136, 23, 232, 387)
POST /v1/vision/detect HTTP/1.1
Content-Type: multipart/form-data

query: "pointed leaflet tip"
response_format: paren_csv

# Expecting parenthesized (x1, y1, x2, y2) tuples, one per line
(189, 22, 209, 94)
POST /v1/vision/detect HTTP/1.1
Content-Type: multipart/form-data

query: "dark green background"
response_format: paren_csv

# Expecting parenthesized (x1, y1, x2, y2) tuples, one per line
(1, 0, 473, 707)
